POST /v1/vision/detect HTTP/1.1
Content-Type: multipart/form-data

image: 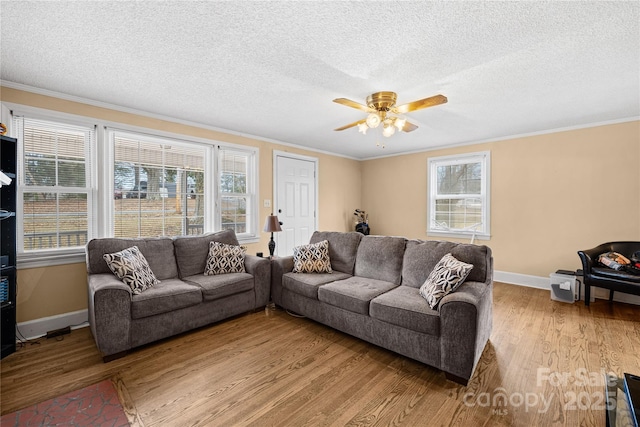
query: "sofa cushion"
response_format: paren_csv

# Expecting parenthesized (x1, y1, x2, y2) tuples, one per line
(370, 286, 440, 336)
(131, 278, 202, 319)
(310, 231, 363, 274)
(205, 241, 246, 275)
(353, 236, 406, 285)
(282, 272, 352, 300)
(318, 276, 398, 315)
(402, 240, 490, 288)
(87, 237, 178, 280)
(183, 273, 254, 301)
(103, 245, 159, 294)
(293, 240, 332, 273)
(173, 230, 240, 278)
(419, 253, 474, 309)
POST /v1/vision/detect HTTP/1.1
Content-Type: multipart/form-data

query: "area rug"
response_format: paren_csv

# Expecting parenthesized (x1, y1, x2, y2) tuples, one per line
(0, 379, 131, 427)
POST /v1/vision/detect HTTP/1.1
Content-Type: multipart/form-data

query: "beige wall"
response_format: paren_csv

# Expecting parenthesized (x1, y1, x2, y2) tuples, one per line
(1, 87, 362, 322)
(4, 85, 638, 322)
(362, 121, 640, 277)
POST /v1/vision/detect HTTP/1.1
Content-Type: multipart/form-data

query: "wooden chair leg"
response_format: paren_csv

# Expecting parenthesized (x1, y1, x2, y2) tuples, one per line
(585, 285, 591, 306)
(609, 290, 614, 302)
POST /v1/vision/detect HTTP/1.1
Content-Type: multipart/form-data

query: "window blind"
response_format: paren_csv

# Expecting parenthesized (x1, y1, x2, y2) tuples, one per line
(111, 130, 207, 238)
(14, 116, 95, 252)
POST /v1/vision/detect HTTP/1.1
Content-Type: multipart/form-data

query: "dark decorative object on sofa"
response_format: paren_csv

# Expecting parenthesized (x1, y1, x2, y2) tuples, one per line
(578, 241, 640, 306)
(354, 209, 370, 235)
(355, 222, 370, 235)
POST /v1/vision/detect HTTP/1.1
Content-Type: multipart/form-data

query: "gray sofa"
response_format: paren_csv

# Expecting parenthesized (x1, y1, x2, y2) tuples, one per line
(86, 230, 271, 361)
(271, 231, 493, 385)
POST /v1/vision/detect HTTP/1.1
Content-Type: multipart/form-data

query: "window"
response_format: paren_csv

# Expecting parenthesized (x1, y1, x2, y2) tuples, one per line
(110, 130, 208, 238)
(9, 107, 259, 268)
(13, 116, 95, 259)
(218, 148, 254, 236)
(427, 151, 490, 240)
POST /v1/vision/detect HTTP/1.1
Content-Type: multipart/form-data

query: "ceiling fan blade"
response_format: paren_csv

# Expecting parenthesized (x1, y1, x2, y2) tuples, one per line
(333, 98, 373, 113)
(393, 94, 448, 114)
(334, 119, 366, 131)
(401, 121, 419, 132)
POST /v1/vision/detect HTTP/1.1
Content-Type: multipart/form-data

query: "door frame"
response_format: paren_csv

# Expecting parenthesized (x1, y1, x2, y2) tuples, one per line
(272, 150, 319, 252)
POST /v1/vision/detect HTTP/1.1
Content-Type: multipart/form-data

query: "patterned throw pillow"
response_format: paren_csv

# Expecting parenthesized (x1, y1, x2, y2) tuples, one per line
(293, 240, 332, 274)
(419, 253, 474, 309)
(103, 246, 159, 295)
(204, 241, 246, 275)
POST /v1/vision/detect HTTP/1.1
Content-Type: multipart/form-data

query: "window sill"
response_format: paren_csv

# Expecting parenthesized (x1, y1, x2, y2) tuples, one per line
(426, 230, 490, 242)
(18, 250, 86, 269)
(237, 236, 260, 245)
(17, 235, 261, 270)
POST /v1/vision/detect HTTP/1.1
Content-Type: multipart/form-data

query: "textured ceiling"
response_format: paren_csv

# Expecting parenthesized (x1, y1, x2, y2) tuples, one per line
(1, 1, 638, 159)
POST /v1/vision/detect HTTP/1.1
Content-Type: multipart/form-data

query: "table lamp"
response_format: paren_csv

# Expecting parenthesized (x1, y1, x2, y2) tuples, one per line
(263, 213, 282, 258)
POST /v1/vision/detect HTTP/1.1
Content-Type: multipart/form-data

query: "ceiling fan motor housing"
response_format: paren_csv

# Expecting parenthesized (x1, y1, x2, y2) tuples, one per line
(366, 91, 397, 111)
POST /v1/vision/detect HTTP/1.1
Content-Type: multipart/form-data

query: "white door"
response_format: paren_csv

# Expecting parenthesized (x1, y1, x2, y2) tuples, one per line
(274, 153, 317, 256)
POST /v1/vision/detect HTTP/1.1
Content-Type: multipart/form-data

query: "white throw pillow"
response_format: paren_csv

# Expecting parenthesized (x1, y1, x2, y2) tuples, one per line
(293, 240, 332, 274)
(103, 246, 159, 294)
(204, 241, 246, 275)
(419, 253, 473, 309)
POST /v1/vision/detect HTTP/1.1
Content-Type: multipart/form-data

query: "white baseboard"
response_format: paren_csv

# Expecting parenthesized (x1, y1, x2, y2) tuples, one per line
(494, 271, 549, 290)
(17, 309, 89, 341)
(495, 270, 640, 306)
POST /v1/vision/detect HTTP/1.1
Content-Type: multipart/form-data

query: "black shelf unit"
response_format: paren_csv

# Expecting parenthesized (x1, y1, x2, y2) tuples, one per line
(1, 135, 17, 359)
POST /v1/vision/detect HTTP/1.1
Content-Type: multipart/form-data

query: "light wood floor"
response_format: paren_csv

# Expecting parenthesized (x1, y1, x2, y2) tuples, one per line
(1, 282, 639, 426)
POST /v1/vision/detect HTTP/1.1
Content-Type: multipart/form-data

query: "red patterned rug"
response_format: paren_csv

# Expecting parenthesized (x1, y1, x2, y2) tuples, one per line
(1, 379, 131, 427)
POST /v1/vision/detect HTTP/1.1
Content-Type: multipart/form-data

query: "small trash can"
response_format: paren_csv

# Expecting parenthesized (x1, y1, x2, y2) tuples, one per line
(550, 273, 577, 303)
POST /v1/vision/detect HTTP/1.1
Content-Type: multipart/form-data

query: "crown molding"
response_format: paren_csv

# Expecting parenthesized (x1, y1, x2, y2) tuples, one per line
(0, 80, 359, 161)
(3, 80, 636, 163)
(362, 116, 640, 161)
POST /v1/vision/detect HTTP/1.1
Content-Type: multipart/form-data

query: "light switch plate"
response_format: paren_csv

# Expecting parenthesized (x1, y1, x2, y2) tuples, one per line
(264, 199, 271, 208)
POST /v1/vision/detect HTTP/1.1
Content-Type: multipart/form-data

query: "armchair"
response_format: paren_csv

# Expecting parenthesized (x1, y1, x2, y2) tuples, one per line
(577, 242, 640, 306)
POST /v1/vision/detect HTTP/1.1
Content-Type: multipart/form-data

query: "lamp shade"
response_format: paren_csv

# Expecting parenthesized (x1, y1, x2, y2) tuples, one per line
(263, 214, 282, 233)
(366, 112, 381, 128)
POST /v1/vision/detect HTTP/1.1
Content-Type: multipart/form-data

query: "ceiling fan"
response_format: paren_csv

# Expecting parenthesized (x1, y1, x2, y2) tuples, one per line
(333, 91, 447, 138)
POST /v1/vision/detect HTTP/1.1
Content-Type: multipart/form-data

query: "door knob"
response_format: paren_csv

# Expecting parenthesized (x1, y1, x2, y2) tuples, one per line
(278, 209, 282, 213)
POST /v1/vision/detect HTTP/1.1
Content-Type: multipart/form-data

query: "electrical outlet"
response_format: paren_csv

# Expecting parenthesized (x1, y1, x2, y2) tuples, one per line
(264, 199, 271, 208)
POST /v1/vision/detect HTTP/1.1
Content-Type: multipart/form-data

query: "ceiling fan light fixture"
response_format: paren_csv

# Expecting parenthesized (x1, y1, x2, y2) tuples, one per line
(382, 122, 395, 137)
(358, 122, 368, 134)
(366, 112, 381, 128)
(394, 117, 407, 131)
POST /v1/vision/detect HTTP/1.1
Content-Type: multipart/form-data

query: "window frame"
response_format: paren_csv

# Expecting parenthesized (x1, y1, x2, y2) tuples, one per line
(215, 145, 258, 240)
(12, 109, 98, 268)
(427, 151, 491, 241)
(106, 128, 214, 239)
(7, 104, 259, 269)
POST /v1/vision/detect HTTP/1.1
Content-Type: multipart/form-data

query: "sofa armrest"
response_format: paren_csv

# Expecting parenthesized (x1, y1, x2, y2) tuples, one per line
(270, 256, 294, 306)
(87, 274, 132, 358)
(244, 255, 271, 307)
(438, 280, 493, 382)
(578, 244, 609, 276)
